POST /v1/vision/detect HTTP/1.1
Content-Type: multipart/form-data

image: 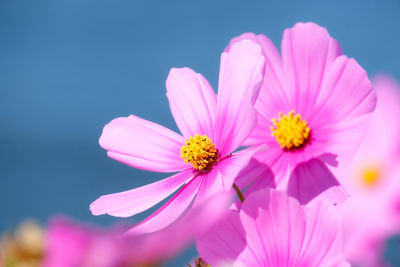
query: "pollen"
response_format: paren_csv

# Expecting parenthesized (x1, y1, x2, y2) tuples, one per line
(361, 167, 380, 186)
(270, 110, 310, 150)
(181, 134, 218, 171)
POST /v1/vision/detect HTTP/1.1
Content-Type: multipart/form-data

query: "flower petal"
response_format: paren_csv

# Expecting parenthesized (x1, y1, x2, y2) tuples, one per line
(218, 146, 265, 191)
(90, 170, 192, 217)
(226, 32, 291, 123)
(196, 210, 247, 267)
(287, 158, 348, 205)
(99, 115, 187, 173)
(127, 176, 201, 234)
(239, 189, 306, 266)
(215, 39, 265, 156)
(307, 55, 376, 166)
(297, 201, 348, 266)
(166, 67, 217, 140)
(281, 22, 342, 119)
(234, 157, 276, 191)
(231, 157, 276, 211)
(311, 56, 376, 127)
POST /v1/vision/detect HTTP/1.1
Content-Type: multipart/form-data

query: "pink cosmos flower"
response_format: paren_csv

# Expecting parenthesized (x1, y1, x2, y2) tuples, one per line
(90, 39, 266, 234)
(332, 75, 400, 267)
(45, 193, 230, 267)
(197, 188, 349, 267)
(226, 22, 377, 205)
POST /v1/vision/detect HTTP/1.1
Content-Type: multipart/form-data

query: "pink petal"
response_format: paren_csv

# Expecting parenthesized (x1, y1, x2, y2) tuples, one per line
(311, 56, 376, 127)
(195, 146, 265, 205)
(226, 32, 291, 123)
(215, 39, 265, 156)
(308, 56, 376, 165)
(99, 115, 187, 173)
(297, 201, 347, 266)
(242, 112, 271, 146)
(166, 67, 217, 140)
(238, 189, 306, 266)
(231, 158, 276, 210)
(127, 176, 201, 234)
(234, 157, 276, 191)
(198, 188, 348, 266)
(225, 32, 262, 53)
(218, 146, 265, 191)
(194, 170, 224, 203)
(196, 210, 246, 267)
(287, 158, 348, 205)
(281, 22, 342, 119)
(90, 169, 193, 217)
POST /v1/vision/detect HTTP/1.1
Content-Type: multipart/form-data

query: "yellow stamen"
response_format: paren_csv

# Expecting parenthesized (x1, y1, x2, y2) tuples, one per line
(361, 167, 380, 186)
(270, 110, 310, 150)
(181, 134, 218, 171)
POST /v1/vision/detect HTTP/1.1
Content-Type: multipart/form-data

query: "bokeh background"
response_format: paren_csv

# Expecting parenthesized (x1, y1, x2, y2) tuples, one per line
(1, 0, 400, 265)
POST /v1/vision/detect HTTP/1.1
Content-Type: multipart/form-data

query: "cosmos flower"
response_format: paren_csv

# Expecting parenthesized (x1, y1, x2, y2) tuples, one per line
(90, 39, 266, 234)
(332, 75, 400, 267)
(226, 22, 377, 205)
(45, 193, 230, 267)
(197, 188, 349, 267)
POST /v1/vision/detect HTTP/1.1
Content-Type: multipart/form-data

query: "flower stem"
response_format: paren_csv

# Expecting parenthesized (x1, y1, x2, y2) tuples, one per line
(232, 183, 245, 203)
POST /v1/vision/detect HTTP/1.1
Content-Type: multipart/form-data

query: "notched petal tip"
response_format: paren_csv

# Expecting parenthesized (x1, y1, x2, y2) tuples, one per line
(289, 21, 330, 34)
(225, 38, 264, 60)
(89, 196, 107, 216)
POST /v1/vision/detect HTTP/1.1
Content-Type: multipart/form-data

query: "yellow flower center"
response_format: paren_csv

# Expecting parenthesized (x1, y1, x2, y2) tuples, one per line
(181, 134, 218, 171)
(270, 111, 310, 150)
(361, 167, 380, 186)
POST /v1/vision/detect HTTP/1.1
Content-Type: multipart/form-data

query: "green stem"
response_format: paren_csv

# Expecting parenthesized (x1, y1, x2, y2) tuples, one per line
(232, 183, 245, 203)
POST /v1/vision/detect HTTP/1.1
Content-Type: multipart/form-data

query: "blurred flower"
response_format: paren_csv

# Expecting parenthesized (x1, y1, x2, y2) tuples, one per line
(46, 192, 230, 267)
(226, 22, 376, 205)
(333, 75, 400, 267)
(90, 39, 266, 234)
(197, 188, 349, 267)
(0, 220, 45, 267)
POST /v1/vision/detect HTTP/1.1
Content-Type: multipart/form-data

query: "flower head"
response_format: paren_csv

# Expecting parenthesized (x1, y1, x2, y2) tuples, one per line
(90, 39, 265, 233)
(197, 188, 349, 267)
(226, 22, 377, 205)
(333, 75, 400, 266)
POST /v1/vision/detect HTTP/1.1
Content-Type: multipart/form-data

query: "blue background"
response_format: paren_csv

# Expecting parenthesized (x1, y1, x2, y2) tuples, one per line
(1, 0, 400, 265)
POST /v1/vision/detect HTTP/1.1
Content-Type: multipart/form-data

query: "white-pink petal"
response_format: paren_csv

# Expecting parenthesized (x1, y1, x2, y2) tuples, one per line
(298, 201, 345, 266)
(196, 210, 247, 267)
(90, 169, 193, 217)
(312, 56, 375, 127)
(166, 67, 217, 140)
(99, 115, 187, 173)
(128, 176, 202, 234)
(215, 39, 265, 156)
(238, 189, 306, 266)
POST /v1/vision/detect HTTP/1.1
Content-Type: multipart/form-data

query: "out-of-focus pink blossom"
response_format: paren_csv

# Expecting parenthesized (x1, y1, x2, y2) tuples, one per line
(226, 22, 377, 205)
(333, 75, 400, 267)
(90, 39, 267, 234)
(45, 193, 230, 267)
(197, 188, 349, 267)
